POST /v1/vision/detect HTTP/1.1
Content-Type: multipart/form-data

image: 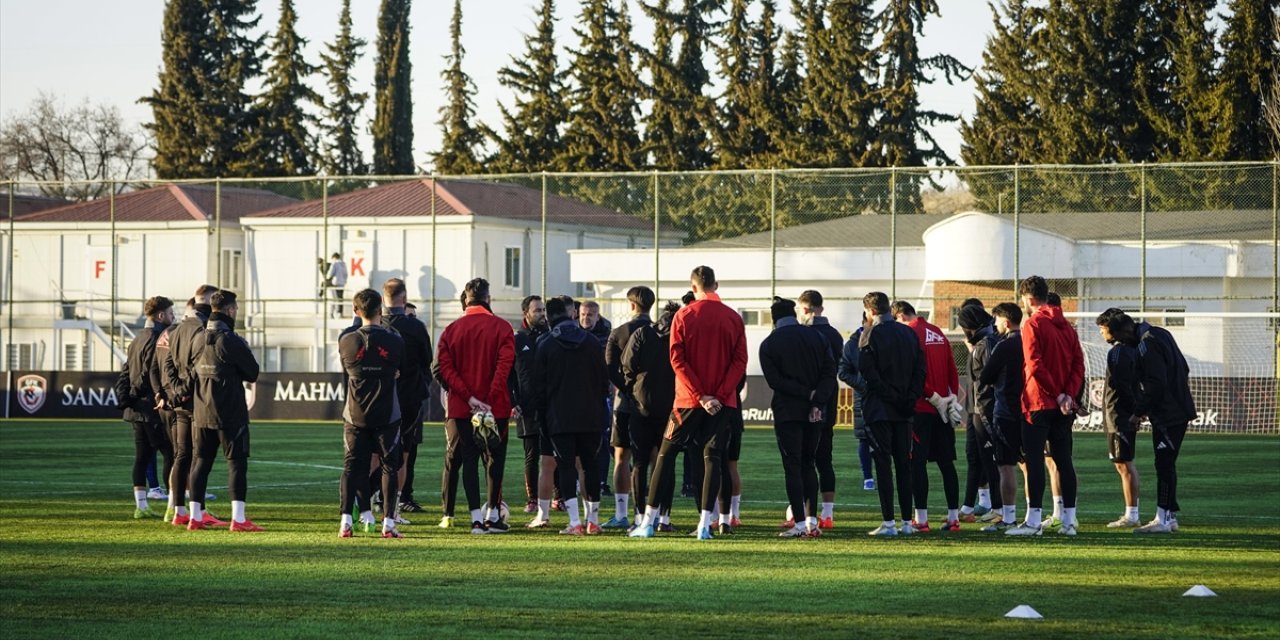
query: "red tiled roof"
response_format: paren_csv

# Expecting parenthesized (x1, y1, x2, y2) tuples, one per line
(14, 184, 298, 223)
(246, 179, 652, 231)
(2, 193, 69, 217)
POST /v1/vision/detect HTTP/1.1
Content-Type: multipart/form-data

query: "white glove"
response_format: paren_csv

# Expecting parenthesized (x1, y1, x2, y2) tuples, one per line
(946, 399, 965, 427)
(926, 392, 948, 413)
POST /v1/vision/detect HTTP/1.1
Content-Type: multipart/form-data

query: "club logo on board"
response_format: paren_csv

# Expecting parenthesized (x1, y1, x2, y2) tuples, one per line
(16, 374, 47, 414)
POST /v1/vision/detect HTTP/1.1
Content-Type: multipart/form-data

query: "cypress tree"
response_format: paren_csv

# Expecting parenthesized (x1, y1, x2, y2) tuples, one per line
(640, 0, 682, 169)
(319, 0, 369, 176)
(489, 0, 569, 173)
(1137, 0, 1223, 161)
(248, 0, 320, 176)
(432, 0, 485, 175)
(206, 0, 266, 177)
(809, 0, 878, 168)
(873, 0, 969, 170)
(960, 0, 1045, 167)
(1216, 0, 1279, 160)
(144, 0, 211, 178)
(372, 0, 414, 175)
(559, 0, 643, 171)
(781, 0, 831, 167)
(673, 0, 720, 169)
(772, 25, 806, 167)
(713, 0, 756, 169)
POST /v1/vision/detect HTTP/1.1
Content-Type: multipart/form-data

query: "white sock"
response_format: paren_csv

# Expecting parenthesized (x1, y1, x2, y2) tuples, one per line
(660, 512, 670, 525)
(821, 502, 834, 519)
(785, 505, 794, 521)
(1126, 505, 1139, 521)
(537, 499, 551, 520)
(882, 520, 895, 529)
(697, 510, 712, 530)
(1156, 506, 1168, 525)
(644, 505, 660, 527)
(1002, 505, 1015, 524)
(1063, 507, 1076, 527)
(616, 494, 629, 520)
(730, 495, 741, 519)
(382, 516, 396, 532)
(175, 506, 188, 517)
(806, 516, 818, 532)
(915, 508, 928, 524)
(960, 505, 974, 515)
(586, 501, 600, 525)
(1053, 495, 1063, 519)
(566, 499, 581, 527)
(340, 513, 353, 528)
(167, 493, 177, 510)
(1027, 507, 1042, 527)
(360, 510, 375, 524)
(947, 508, 958, 523)
(134, 489, 147, 510)
(231, 500, 246, 524)
(719, 511, 730, 525)
(470, 508, 483, 524)
(978, 488, 991, 509)
(190, 501, 204, 522)
(710, 502, 721, 521)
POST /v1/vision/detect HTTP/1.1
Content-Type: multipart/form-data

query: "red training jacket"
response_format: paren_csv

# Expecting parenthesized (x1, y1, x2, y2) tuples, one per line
(906, 317, 960, 415)
(1020, 304, 1085, 420)
(436, 305, 516, 419)
(669, 292, 748, 410)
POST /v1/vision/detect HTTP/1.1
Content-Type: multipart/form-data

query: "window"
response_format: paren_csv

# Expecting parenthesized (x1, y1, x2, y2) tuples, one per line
(740, 309, 773, 327)
(7, 343, 36, 369)
(220, 249, 244, 293)
(504, 247, 521, 288)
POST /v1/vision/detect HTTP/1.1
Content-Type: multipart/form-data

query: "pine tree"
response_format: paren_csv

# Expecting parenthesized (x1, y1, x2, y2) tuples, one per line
(206, 0, 266, 176)
(432, 0, 485, 175)
(780, 0, 831, 167)
(1216, 0, 1279, 160)
(640, 0, 682, 169)
(319, 0, 369, 177)
(809, 0, 878, 168)
(960, 0, 1045, 167)
(372, 0, 414, 175)
(248, 0, 320, 176)
(772, 25, 806, 167)
(1137, 0, 1223, 161)
(713, 0, 756, 169)
(559, 0, 643, 171)
(489, 0, 568, 173)
(873, 0, 969, 170)
(144, 0, 211, 178)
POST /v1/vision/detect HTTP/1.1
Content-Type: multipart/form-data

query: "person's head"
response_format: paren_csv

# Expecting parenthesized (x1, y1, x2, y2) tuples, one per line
(579, 300, 600, 329)
(1096, 307, 1137, 345)
(211, 289, 238, 318)
(961, 297, 984, 310)
(797, 290, 823, 324)
(957, 303, 993, 340)
(862, 291, 890, 317)
(992, 302, 1022, 335)
(1017, 275, 1049, 313)
(195, 284, 218, 306)
(184, 297, 196, 314)
(891, 300, 917, 323)
(545, 296, 571, 324)
(658, 300, 681, 327)
(382, 278, 407, 306)
(521, 295, 546, 329)
(770, 296, 796, 326)
(353, 288, 382, 322)
(681, 291, 696, 306)
(405, 302, 417, 318)
(690, 266, 717, 298)
(463, 278, 490, 308)
(144, 296, 175, 325)
(1046, 292, 1062, 307)
(626, 286, 655, 316)
(331, 252, 341, 260)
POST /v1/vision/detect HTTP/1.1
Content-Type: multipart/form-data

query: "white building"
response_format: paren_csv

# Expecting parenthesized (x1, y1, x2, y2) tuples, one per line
(240, 178, 673, 372)
(1, 184, 296, 370)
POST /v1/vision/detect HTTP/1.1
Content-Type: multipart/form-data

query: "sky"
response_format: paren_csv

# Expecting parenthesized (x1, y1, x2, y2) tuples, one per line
(0, 0, 994, 172)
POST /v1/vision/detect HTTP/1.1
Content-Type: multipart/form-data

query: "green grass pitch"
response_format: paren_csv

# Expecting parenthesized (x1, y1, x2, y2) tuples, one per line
(1, 421, 1277, 639)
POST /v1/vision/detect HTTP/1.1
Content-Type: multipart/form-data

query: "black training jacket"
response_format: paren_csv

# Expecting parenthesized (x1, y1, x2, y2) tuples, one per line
(193, 312, 260, 430)
(1103, 342, 1141, 433)
(809, 317, 843, 427)
(759, 318, 837, 424)
(621, 318, 676, 420)
(1132, 322, 1197, 427)
(509, 323, 547, 437)
(340, 324, 405, 428)
(979, 330, 1023, 423)
(383, 310, 432, 410)
(532, 318, 607, 436)
(838, 327, 869, 433)
(966, 324, 997, 428)
(606, 314, 651, 414)
(116, 322, 168, 424)
(162, 305, 210, 412)
(857, 315, 925, 424)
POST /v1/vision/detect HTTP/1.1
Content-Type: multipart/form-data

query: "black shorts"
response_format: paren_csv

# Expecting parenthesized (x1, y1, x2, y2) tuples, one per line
(538, 428, 556, 457)
(611, 410, 632, 448)
(1108, 430, 1137, 463)
(194, 424, 251, 460)
(629, 413, 665, 454)
(989, 416, 1025, 466)
(399, 405, 424, 445)
(724, 413, 743, 462)
(912, 412, 956, 463)
(665, 406, 730, 452)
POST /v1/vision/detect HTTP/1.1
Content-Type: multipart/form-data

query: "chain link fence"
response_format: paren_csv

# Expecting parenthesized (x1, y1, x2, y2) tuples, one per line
(3, 161, 1276, 429)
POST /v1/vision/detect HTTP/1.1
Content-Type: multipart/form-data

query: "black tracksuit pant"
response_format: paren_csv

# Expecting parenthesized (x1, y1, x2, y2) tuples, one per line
(551, 431, 602, 503)
(189, 424, 249, 504)
(868, 420, 913, 522)
(132, 420, 173, 490)
(1153, 421, 1188, 513)
(1022, 410, 1078, 510)
(341, 421, 401, 516)
(775, 420, 820, 523)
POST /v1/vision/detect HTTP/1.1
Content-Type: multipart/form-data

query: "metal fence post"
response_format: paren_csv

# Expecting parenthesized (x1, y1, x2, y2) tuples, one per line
(1013, 165, 1020, 296)
(653, 171, 660, 299)
(1272, 160, 1278, 318)
(110, 184, 117, 353)
(540, 172, 547, 300)
(1140, 163, 1147, 315)
(215, 178, 222, 287)
(5, 183, 13, 370)
(431, 174, 439, 338)
(770, 169, 778, 298)
(890, 168, 897, 300)
(321, 176, 329, 370)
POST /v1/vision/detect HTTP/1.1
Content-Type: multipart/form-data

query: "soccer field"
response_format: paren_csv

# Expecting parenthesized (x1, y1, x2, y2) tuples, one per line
(0, 421, 1277, 639)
